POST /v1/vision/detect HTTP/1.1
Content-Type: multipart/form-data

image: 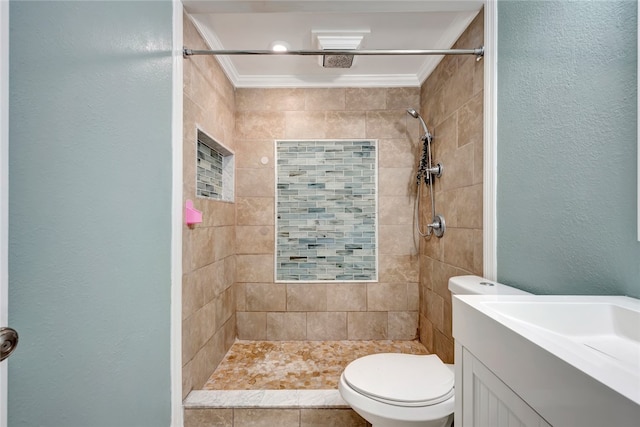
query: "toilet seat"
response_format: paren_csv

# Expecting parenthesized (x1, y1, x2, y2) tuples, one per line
(343, 353, 454, 407)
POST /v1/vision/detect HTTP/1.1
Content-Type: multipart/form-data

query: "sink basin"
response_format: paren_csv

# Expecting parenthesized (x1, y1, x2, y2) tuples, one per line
(479, 300, 640, 371)
(453, 294, 640, 426)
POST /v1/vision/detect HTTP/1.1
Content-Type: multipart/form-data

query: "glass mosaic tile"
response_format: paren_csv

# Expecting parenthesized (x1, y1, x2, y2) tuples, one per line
(276, 140, 377, 281)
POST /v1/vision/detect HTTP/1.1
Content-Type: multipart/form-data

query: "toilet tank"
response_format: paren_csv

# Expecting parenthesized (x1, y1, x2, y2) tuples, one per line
(448, 275, 531, 296)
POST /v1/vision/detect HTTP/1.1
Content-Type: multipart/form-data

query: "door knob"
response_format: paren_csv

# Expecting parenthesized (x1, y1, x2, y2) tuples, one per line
(0, 327, 18, 362)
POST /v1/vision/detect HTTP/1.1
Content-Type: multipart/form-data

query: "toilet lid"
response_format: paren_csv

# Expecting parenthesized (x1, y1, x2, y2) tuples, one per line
(343, 353, 454, 407)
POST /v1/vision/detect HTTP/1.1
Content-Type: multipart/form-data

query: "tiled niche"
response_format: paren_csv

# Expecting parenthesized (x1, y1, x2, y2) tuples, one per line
(276, 140, 378, 282)
(197, 129, 234, 202)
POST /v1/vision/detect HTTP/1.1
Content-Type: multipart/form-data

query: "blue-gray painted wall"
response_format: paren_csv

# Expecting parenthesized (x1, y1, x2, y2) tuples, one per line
(497, 0, 640, 297)
(9, 1, 173, 425)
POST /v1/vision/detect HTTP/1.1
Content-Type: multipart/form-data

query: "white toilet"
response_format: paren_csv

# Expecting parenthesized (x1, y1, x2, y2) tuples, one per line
(338, 275, 530, 427)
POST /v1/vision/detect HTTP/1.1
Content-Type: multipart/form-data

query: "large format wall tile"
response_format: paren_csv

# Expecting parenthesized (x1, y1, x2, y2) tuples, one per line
(183, 12, 237, 398)
(234, 86, 422, 343)
(418, 8, 484, 362)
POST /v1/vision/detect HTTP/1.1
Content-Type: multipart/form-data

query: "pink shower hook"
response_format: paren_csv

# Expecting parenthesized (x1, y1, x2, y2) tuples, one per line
(185, 199, 202, 227)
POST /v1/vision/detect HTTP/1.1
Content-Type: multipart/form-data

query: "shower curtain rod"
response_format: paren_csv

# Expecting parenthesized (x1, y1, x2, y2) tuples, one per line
(183, 46, 484, 59)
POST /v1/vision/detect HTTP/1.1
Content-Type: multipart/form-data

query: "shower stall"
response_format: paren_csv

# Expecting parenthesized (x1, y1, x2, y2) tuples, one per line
(181, 7, 486, 426)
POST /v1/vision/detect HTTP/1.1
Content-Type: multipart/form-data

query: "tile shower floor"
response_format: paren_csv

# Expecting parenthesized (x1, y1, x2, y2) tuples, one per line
(203, 340, 429, 390)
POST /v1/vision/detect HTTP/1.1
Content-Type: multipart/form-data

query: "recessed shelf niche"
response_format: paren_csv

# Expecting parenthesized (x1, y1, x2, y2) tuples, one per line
(196, 129, 234, 202)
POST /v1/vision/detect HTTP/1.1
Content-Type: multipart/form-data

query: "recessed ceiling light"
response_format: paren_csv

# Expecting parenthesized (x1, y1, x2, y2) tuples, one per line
(270, 41, 290, 52)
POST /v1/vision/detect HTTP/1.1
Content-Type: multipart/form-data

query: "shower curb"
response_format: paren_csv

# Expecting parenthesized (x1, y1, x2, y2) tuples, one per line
(184, 389, 350, 409)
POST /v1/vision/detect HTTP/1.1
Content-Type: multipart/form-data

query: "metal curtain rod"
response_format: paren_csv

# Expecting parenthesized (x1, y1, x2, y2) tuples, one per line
(183, 46, 484, 60)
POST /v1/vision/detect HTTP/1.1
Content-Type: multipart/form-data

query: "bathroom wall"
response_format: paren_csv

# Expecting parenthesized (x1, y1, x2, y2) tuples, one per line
(182, 14, 237, 397)
(497, 1, 640, 297)
(9, 1, 172, 425)
(418, 10, 484, 363)
(234, 88, 422, 341)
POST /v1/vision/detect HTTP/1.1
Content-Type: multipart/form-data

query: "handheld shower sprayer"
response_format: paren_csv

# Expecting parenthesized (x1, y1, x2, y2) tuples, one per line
(406, 108, 445, 238)
(406, 108, 431, 142)
(406, 108, 441, 184)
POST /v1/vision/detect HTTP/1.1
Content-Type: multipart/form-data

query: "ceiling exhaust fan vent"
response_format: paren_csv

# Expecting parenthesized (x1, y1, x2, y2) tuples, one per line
(312, 31, 368, 69)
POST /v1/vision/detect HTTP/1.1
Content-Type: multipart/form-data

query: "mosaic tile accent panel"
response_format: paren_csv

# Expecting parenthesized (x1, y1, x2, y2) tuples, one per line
(276, 140, 377, 281)
(197, 129, 234, 201)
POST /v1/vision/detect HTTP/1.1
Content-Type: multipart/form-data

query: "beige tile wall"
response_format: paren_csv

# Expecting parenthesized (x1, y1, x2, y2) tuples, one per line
(182, 13, 237, 398)
(235, 88, 422, 341)
(184, 407, 370, 427)
(418, 9, 484, 363)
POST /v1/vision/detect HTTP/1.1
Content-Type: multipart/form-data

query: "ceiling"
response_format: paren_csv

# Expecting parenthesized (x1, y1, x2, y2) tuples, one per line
(182, 1, 483, 88)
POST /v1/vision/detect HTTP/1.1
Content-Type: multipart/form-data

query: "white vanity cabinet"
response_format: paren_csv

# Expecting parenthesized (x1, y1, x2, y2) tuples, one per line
(452, 294, 640, 427)
(455, 343, 550, 427)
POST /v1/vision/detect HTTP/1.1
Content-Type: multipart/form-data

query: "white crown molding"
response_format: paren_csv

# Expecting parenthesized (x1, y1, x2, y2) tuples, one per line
(188, 6, 482, 88)
(416, 11, 479, 84)
(189, 14, 423, 88)
(188, 15, 241, 85)
(184, 1, 484, 15)
(416, 56, 442, 86)
(233, 73, 421, 88)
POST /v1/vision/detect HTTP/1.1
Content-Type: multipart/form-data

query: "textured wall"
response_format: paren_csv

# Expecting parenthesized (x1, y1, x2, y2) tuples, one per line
(182, 13, 237, 398)
(9, 1, 172, 425)
(418, 10, 484, 363)
(497, 0, 640, 297)
(234, 87, 421, 341)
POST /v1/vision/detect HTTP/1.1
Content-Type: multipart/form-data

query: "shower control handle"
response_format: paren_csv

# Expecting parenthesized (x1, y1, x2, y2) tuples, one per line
(426, 162, 443, 178)
(428, 214, 446, 238)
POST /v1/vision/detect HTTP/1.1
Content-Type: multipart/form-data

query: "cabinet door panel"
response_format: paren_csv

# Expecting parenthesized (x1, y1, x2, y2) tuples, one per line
(461, 348, 551, 427)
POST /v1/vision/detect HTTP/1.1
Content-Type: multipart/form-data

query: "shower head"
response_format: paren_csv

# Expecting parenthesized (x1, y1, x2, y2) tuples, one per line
(406, 108, 419, 119)
(406, 108, 431, 140)
(322, 53, 354, 68)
